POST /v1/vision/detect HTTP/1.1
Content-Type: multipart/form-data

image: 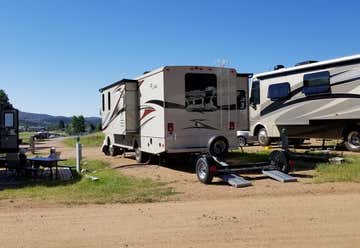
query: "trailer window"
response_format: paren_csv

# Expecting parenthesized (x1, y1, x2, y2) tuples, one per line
(268, 82, 290, 100)
(185, 73, 218, 112)
(107, 92, 111, 111)
(250, 80, 260, 106)
(303, 71, 330, 96)
(102, 94, 105, 111)
(4, 112, 14, 128)
(236, 90, 247, 110)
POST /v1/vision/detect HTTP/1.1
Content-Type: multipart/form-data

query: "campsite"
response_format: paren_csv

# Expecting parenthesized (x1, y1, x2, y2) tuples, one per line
(1, 1, 360, 247)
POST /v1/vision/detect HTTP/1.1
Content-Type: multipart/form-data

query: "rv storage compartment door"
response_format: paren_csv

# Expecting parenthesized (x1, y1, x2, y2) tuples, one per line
(125, 81, 139, 134)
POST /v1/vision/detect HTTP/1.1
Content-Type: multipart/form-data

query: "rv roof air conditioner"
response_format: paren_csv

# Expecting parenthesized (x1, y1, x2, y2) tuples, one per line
(295, 60, 318, 67)
(273, 65, 285, 71)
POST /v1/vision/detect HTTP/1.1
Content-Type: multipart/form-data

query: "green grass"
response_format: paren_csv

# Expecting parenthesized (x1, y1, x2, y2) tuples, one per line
(315, 156, 360, 183)
(63, 132, 105, 148)
(19, 132, 36, 143)
(226, 149, 271, 163)
(0, 159, 175, 204)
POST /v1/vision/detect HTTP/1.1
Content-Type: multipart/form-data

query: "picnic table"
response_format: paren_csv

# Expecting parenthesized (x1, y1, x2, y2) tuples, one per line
(27, 157, 66, 179)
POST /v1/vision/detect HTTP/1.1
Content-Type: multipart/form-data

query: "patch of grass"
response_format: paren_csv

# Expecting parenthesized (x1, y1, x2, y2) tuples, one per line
(63, 132, 105, 148)
(19, 132, 36, 143)
(226, 149, 271, 163)
(315, 156, 360, 183)
(0, 159, 175, 204)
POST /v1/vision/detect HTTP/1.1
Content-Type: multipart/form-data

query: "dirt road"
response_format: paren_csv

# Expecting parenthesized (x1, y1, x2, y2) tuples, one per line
(1, 193, 360, 248)
(2, 138, 358, 247)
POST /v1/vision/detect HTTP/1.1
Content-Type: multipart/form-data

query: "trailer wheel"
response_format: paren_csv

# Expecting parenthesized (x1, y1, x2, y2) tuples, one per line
(344, 130, 360, 152)
(208, 136, 228, 157)
(258, 128, 271, 146)
(135, 147, 149, 163)
(196, 156, 214, 184)
(269, 150, 290, 173)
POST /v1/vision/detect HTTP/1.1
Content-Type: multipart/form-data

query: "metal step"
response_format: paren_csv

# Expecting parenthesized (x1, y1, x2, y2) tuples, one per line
(262, 170, 297, 183)
(218, 174, 252, 188)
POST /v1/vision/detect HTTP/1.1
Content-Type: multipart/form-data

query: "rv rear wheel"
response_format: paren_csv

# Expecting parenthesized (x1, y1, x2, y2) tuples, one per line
(102, 145, 110, 156)
(135, 147, 149, 163)
(196, 156, 214, 184)
(344, 131, 360, 152)
(258, 128, 271, 146)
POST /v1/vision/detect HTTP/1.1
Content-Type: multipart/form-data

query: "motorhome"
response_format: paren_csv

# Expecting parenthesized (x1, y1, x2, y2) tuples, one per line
(249, 54, 360, 151)
(99, 66, 251, 162)
(0, 104, 19, 153)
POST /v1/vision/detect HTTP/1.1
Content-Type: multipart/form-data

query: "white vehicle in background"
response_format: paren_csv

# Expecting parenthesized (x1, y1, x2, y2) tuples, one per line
(99, 66, 251, 162)
(249, 54, 360, 151)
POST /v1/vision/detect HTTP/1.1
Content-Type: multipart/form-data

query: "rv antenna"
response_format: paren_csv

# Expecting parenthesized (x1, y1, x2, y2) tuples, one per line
(215, 59, 229, 67)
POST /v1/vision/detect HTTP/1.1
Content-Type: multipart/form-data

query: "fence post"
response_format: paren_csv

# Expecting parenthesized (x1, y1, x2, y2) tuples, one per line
(76, 136, 82, 173)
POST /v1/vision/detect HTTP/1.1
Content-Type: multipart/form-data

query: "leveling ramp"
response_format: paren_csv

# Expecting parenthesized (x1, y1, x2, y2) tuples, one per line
(262, 170, 297, 183)
(218, 174, 252, 188)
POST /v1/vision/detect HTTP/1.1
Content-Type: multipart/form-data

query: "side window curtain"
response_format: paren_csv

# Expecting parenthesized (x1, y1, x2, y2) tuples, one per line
(303, 71, 330, 96)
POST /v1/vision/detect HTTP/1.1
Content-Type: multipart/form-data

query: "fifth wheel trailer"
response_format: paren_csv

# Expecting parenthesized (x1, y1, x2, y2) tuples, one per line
(0, 104, 19, 153)
(99, 66, 251, 162)
(249, 54, 360, 151)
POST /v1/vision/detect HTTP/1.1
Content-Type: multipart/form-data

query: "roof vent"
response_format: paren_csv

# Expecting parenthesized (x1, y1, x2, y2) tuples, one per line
(143, 71, 150, 74)
(274, 65, 285, 71)
(295, 60, 318, 67)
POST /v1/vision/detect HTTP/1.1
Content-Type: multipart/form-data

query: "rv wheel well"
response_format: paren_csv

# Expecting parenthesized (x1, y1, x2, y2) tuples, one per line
(254, 125, 265, 136)
(342, 124, 360, 138)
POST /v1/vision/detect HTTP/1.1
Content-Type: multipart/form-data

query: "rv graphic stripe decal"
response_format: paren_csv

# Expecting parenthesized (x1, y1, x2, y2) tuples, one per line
(145, 100, 185, 109)
(183, 119, 219, 130)
(260, 75, 360, 116)
(140, 107, 156, 120)
(102, 107, 125, 130)
(261, 93, 360, 116)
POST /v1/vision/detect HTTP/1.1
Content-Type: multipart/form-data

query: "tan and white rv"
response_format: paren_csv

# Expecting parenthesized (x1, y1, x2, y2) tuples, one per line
(99, 66, 251, 162)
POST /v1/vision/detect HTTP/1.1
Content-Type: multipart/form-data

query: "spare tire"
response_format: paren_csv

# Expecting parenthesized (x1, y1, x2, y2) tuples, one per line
(208, 136, 229, 157)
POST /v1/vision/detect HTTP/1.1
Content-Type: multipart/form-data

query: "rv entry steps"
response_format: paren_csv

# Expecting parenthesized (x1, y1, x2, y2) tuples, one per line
(218, 174, 252, 188)
(262, 170, 297, 183)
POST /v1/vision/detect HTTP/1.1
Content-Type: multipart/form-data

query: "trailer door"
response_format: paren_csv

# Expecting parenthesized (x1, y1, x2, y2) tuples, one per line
(0, 109, 19, 153)
(236, 75, 250, 130)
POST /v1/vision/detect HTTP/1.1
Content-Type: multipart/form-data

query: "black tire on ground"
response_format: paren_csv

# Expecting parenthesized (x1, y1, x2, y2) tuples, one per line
(196, 156, 214, 184)
(269, 150, 290, 173)
(238, 136, 247, 147)
(109, 146, 117, 157)
(258, 128, 271, 146)
(344, 130, 360, 152)
(135, 147, 149, 163)
(102, 145, 110, 156)
(208, 136, 229, 157)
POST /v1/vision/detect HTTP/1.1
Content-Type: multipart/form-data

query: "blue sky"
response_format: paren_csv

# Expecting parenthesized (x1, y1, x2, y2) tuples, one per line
(0, 0, 359, 116)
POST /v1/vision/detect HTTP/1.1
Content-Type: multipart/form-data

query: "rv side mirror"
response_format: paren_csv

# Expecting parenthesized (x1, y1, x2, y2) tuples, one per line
(249, 97, 257, 110)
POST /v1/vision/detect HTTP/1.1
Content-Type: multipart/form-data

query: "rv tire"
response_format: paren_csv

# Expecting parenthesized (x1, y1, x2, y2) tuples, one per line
(344, 130, 360, 152)
(102, 145, 110, 156)
(258, 128, 271, 146)
(135, 147, 149, 163)
(196, 156, 214, 184)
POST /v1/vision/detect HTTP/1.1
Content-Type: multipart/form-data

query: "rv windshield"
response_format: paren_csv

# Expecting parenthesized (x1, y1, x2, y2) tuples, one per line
(250, 80, 260, 107)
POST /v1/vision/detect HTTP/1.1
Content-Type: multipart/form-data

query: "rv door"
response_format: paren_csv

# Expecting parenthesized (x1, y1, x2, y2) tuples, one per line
(125, 81, 139, 133)
(236, 75, 250, 130)
(0, 108, 19, 153)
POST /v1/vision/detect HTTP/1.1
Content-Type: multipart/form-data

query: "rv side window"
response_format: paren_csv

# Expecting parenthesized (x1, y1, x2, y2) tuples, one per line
(236, 90, 247, 110)
(185, 73, 218, 112)
(250, 80, 260, 105)
(107, 92, 111, 111)
(102, 94, 105, 111)
(4, 112, 14, 128)
(268, 82, 290, 100)
(303, 71, 330, 96)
